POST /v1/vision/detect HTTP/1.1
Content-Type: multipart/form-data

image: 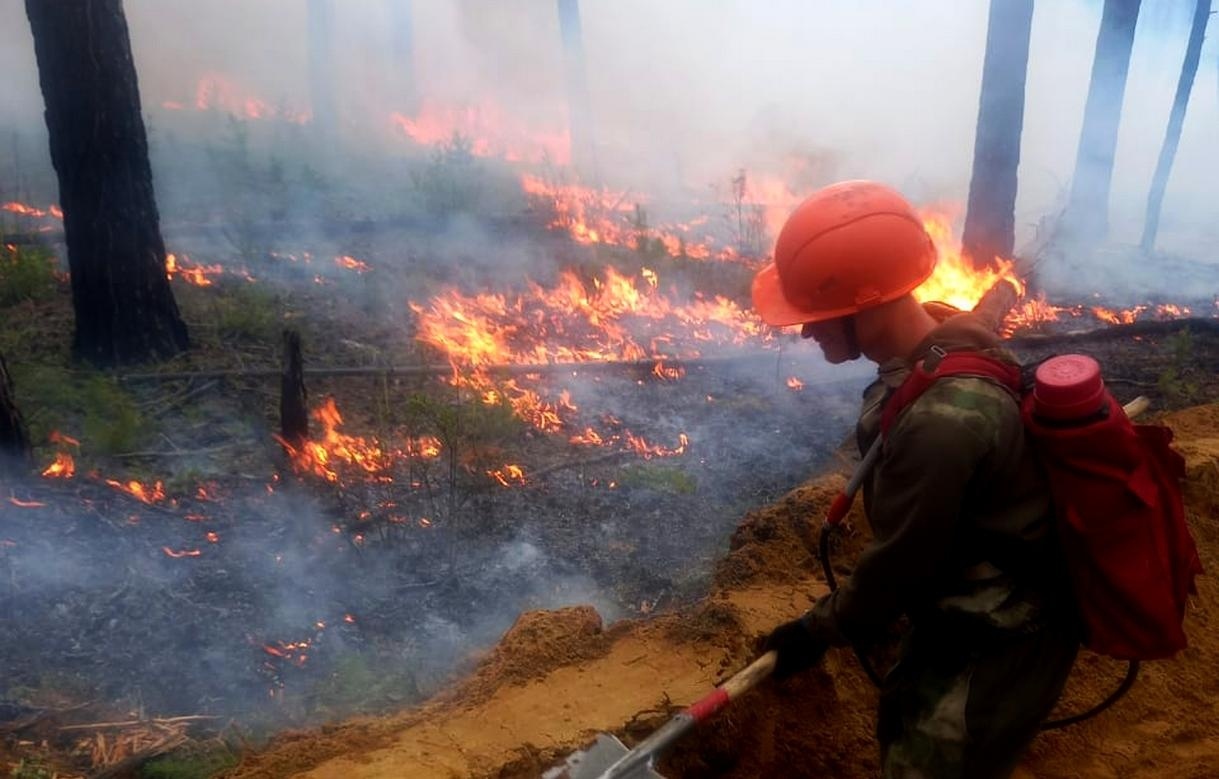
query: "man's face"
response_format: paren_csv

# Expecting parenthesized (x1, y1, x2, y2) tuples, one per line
(801, 318, 858, 364)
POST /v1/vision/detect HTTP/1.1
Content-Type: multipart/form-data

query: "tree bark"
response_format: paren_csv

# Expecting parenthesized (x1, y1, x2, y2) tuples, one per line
(308, 0, 338, 140)
(557, 0, 598, 176)
(392, 0, 419, 115)
(0, 354, 32, 468)
(1140, 0, 1211, 252)
(961, 0, 1035, 269)
(24, 0, 189, 367)
(1064, 0, 1142, 242)
(280, 330, 309, 449)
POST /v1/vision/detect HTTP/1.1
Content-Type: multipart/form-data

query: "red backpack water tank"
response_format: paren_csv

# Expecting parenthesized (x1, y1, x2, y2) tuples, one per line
(882, 351, 1203, 660)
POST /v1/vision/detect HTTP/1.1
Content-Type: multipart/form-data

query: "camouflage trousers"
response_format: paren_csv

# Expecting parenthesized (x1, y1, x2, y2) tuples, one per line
(877, 620, 1078, 779)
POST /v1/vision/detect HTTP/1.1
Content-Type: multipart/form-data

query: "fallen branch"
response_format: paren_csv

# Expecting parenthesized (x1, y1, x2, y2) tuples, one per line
(1009, 317, 1219, 347)
(60, 715, 221, 731)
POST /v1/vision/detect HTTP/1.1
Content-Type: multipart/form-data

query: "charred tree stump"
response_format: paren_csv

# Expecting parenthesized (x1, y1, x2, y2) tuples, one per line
(1064, 0, 1142, 242)
(280, 330, 309, 450)
(961, 0, 1034, 269)
(1141, 0, 1211, 253)
(0, 354, 32, 469)
(24, 0, 189, 367)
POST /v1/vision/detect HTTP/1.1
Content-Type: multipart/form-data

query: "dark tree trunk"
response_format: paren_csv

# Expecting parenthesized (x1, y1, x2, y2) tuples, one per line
(557, 0, 597, 176)
(0, 354, 32, 469)
(1064, 0, 1142, 242)
(961, 0, 1035, 269)
(392, 0, 418, 114)
(1141, 0, 1211, 252)
(308, 0, 338, 139)
(24, 0, 188, 367)
(280, 330, 309, 450)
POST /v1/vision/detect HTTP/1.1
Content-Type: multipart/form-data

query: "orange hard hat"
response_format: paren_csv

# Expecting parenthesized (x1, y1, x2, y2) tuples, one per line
(751, 180, 937, 326)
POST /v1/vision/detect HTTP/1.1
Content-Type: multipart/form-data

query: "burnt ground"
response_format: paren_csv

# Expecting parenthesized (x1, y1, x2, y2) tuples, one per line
(0, 218, 867, 776)
(2, 205, 1218, 776)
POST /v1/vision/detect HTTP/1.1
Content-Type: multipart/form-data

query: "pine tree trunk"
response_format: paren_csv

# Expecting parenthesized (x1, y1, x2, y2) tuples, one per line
(1141, 0, 1211, 252)
(557, 0, 597, 176)
(961, 0, 1035, 269)
(1065, 0, 1141, 242)
(308, 0, 338, 139)
(393, 0, 419, 115)
(0, 354, 32, 469)
(24, 0, 189, 366)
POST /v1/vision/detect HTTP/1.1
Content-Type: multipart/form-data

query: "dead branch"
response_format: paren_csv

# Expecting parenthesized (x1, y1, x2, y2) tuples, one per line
(1009, 317, 1219, 347)
(60, 715, 221, 731)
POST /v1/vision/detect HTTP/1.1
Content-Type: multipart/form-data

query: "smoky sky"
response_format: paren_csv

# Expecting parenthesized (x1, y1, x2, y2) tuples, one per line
(1, 1, 1217, 262)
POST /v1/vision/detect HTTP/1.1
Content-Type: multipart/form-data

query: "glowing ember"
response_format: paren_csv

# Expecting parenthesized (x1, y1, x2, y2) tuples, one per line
(786, 376, 805, 391)
(390, 99, 570, 165)
(334, 255, 371, 273)
(206, 532, 220, 543)
(8, 497, 45, 508)
(105, 479, 166, 504)
(652, 361, 685, 381)
(162, 547, 202, 559)
(487, 464, 526, 487)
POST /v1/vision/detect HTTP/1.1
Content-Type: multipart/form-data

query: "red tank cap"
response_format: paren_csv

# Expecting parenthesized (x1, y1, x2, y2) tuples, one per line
(1033, 354, 1106, 420)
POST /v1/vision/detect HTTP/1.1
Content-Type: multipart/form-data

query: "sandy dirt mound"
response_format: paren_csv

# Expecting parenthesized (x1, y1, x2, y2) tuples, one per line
(229, 405, 1219, 779)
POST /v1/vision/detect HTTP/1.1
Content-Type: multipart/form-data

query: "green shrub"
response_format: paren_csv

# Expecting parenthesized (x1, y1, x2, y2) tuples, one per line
(0, 242, 59, 306)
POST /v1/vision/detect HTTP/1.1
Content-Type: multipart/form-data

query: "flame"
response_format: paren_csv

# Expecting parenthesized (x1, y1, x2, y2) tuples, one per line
(2, 201, 62, 219)
(8, 497, 45, 508)
(277, 397, 441, 482)
(163, 73, 310, 124)
(390, 99, 570, 164)
(334, 255, 371, 273)
(105, 479, 166, 504)
(786, 376, 805, 391)
(166, 253, 224, 287)
(41, 452, 75, 479)
(206, 532, 220, 543)
(487, 464, 526, 487)
(913, 208, 1024, 311)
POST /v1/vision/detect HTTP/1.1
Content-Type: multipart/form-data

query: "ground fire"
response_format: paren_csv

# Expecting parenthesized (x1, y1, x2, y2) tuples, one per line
(1, 3, 1217, 779)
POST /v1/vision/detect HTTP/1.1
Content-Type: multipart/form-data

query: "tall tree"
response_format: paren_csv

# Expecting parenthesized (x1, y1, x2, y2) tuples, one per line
(24, 0, 189, 366)
(557, 0, 597, 176)
(1065, 0, 1142, 242)
(1141, 0, 1211, 252)
(392, 0, 419, 115)
(308, 0, 338, 138)
(961, 0, 1035, 269)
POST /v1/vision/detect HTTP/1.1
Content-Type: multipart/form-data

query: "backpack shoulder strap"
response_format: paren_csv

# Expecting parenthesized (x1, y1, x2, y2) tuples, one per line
(881, 349, 1023, 436)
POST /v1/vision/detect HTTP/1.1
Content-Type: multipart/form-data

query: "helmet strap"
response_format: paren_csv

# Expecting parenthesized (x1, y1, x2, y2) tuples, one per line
(843, 315, 861, 360)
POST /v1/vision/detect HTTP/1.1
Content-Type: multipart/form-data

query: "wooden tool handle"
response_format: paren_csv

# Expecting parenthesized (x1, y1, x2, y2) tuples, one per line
(1123, 396, 1150, 420)
(684, 650, 776, 723)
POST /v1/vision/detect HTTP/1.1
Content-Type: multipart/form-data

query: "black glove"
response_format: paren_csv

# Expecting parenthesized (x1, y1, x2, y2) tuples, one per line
(761, 615, 829, 680)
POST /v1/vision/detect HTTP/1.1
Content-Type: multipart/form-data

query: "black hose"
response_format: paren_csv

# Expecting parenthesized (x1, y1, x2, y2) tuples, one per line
(818, 524, 885, 688)
(1041, 660, 1139, 730)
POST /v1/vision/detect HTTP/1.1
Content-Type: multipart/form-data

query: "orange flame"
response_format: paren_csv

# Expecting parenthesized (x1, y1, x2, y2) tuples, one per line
(390, 99, 570, 164)
(2, 202, 62, 219)
(334, 255, 371, 273)
(166, 253, 225, 287)
(163, 73, 310, 124)
(913, 208, 1024, 311)
(41, 452, 75, 479)
(105, 479, 166, 504)
(487, 464, 527, 487)
(786, 376, 805, 391)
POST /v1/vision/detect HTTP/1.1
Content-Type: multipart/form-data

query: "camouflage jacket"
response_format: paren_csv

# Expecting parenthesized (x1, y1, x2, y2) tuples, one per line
(808, 313, 1070, 646)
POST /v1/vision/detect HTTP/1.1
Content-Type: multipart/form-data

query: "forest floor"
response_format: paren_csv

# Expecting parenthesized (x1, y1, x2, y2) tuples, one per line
(227, 401, 1219, 779)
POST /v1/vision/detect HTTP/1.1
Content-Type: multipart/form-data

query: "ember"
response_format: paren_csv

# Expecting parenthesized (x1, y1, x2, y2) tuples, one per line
(106, 479, 167, 505)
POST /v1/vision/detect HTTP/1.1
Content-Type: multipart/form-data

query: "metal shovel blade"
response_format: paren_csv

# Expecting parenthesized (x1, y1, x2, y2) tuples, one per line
(542, 734, 665, 779)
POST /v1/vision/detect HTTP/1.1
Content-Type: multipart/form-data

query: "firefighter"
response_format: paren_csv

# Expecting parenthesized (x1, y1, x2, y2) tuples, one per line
(752, 180, 1079, 778)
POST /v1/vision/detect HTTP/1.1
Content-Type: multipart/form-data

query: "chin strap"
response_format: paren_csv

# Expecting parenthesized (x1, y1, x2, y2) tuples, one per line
(843, 315, 861, 360)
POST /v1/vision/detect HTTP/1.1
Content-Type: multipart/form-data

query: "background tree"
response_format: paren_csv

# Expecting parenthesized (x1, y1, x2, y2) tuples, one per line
(1064, 0, 1142, 242)
(961, 0, 1036, 269)
(557, 0, 598, 176)
(1141, 0, 1211, 252)
(308, 0, 338, 139)
(24, 0, 189, 366)
(392, 0, 419, 115)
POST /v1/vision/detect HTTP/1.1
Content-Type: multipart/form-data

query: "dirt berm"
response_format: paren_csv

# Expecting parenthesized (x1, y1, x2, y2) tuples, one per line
(230, 404, 1219, 779)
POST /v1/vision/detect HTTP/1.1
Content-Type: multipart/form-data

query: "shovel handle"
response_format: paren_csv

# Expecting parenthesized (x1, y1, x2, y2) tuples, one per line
(684, 650, 776, 723)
